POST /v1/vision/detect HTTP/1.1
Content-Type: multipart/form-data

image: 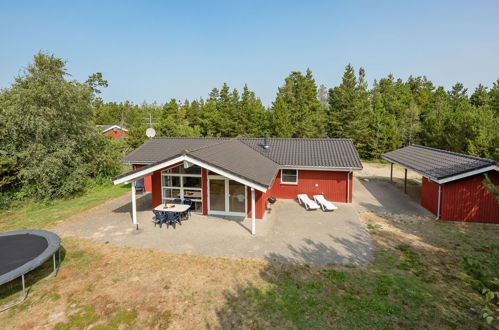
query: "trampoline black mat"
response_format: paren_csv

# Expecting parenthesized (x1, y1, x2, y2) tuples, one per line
(0, 230, 60, 285)
(0, 234, 48, 277)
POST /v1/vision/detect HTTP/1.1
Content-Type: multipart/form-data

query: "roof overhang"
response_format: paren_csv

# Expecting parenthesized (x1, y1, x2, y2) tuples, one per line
(279, 165, 363, 171)
(113, 154, 268, 192)
(102, 125, 128, 133)
(382, 155, 499, 184)
(436, 165, 499, 184)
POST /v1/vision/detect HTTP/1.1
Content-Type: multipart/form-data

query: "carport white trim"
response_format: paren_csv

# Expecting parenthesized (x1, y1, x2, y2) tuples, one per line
(436, 165, 499, 184)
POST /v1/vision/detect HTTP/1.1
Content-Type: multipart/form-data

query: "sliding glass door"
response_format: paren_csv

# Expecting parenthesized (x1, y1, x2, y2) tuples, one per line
(209, 179, 226, 212)
(208, 176, 246, 216)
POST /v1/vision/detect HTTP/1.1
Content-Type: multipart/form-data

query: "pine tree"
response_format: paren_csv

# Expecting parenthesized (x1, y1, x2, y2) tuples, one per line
(272, 94, 293, 137)
(275, 69, 325, 137)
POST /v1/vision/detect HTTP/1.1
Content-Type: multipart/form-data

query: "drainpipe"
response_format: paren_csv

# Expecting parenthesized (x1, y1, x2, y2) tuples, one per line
(346, 169, 351, 203)
(436, 184, 442, 220)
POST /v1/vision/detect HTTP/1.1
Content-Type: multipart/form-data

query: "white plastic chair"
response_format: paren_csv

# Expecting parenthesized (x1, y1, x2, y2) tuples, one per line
(297, 194, 320, 210)
(313, 195, 338, 211)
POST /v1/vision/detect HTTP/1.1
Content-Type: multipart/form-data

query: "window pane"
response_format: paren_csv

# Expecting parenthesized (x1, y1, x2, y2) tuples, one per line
(165, 165, 181, 174)
(229, 180, 245, 213)
(163, 175, 181, 187)
(281, 169, 297, 183)
(164, 189, 181, 199)
(183, 176, 202, 188)
(191, 201, 202, 213)
(282, 169, 297, 176)
(184, 165, 201, 174)
(209, 179, 225, 211)
(183, 189, 202, 200)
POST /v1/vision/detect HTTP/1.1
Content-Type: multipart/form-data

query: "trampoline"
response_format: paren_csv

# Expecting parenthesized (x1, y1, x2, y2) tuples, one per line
(0, 230, 61, 311)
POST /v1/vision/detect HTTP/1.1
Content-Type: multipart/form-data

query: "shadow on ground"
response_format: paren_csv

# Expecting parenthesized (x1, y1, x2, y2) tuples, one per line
(265, 233, 373, 266)
(112, 193, 151, 214)
(0, 245, 67, 307)
(214, 211, 499, 329)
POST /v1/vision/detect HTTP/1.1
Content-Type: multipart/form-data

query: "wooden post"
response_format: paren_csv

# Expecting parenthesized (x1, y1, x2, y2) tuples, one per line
(404, 168, 407, 194)
(251, 188, 256, 235)
(132, 181, 138, 230)
(390, 163, 393, 183)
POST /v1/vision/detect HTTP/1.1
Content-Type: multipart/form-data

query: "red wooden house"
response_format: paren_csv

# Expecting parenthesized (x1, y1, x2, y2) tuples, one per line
(112, 137, 362, 234)
(383, 145, 499, 224)
(98, 125, 129, 140)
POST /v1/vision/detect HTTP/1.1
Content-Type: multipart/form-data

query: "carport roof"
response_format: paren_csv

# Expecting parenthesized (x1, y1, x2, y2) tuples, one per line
(382, 145, 498, 183)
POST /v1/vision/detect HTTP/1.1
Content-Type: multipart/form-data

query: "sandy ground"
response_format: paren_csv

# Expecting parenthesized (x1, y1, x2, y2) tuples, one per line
(358, 162, 421, 180)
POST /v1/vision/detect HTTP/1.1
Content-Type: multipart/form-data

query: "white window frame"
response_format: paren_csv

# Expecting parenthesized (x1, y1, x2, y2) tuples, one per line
(161, 165, 203, 212)
(280, 169, 298, 185)
(207, 174, 247, 216)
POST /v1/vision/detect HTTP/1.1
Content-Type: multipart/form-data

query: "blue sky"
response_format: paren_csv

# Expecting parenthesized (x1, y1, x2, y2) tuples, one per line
(1, 0, 498, 106)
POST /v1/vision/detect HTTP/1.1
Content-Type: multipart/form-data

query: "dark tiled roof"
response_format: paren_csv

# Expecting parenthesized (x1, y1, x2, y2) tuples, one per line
(382, 145, 497, 180)
(116, 137, 363, 188)
(239, 138, 362, 169)
(124, 137, 229, 164)
(189, 140, 279, 187)
(125, 137, 362, 169)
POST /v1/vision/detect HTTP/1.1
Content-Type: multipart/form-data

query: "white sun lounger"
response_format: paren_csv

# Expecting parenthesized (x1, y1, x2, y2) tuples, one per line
(313, 195, 338, 211)
(297, 194, 320, 210)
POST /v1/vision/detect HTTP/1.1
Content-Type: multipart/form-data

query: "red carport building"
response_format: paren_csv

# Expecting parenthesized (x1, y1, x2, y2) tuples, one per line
(383, 145, 499, 224)
(112, 137, 363, 234)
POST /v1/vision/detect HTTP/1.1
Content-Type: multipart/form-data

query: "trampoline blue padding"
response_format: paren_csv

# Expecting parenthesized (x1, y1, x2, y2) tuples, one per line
(0, 230, 61, 286)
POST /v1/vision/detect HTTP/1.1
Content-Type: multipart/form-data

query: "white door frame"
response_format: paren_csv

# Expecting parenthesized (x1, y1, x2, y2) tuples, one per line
(207, 175, 247, 216)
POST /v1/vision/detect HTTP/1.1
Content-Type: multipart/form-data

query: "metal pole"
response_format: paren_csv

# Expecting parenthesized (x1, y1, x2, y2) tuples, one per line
(251, 188, 256, 235)
(21, 275, 25, 295)
(390, 163, 393, 183)
(346, 171, 350, 203)
(404, 168, 407, 194)
(53, 253, 56, 275)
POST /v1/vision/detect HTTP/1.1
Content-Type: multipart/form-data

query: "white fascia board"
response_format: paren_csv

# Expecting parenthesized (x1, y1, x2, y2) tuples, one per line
(102, 125, 128, 133)
(114, 154, 268, 192)
(184, 155, 268, 192)
(436, 165, 499, 184)
(113, 156, 185, 185)
(279, 165, 362, 171)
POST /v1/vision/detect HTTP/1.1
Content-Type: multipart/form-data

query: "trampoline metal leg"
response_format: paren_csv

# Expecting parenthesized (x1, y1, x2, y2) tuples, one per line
(0, 275, 28, 313)
(53, 248, 60, 277)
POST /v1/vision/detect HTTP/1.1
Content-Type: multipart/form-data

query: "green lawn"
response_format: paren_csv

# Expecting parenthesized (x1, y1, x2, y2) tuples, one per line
(0, 182, 130, 231)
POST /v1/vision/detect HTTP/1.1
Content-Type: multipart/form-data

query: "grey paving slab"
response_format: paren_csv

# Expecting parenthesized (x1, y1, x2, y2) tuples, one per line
(352, 178, 433, 216)
(54, 193, 374, 266)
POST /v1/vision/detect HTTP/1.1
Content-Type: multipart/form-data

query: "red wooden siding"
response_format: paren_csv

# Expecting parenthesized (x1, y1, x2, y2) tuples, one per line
(421, 171, 499, 224)
(132, 164, 152, 192)
(265, 170, 351, 203)
(103, 129, 128, 140)
(440, 171, 499, 224)
(147, 165, 352, 220)
(421, 177, 439, 216)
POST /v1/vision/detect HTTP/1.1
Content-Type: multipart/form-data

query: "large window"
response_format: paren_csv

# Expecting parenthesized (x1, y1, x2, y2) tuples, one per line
(162, 164, 203, 212)
(281, 169, 298, 184)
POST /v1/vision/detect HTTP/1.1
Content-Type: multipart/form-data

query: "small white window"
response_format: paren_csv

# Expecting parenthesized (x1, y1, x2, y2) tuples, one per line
(281, 169, 298, 184)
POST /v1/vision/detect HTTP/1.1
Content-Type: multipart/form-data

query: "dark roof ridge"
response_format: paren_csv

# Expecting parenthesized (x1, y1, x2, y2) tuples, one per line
(238, 137, 354, 141)
(410, 144, 496, 164)
(181, 139, 233, 154)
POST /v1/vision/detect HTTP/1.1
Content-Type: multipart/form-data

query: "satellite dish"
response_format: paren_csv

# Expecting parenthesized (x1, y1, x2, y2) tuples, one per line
(146, 127, 156, 138)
